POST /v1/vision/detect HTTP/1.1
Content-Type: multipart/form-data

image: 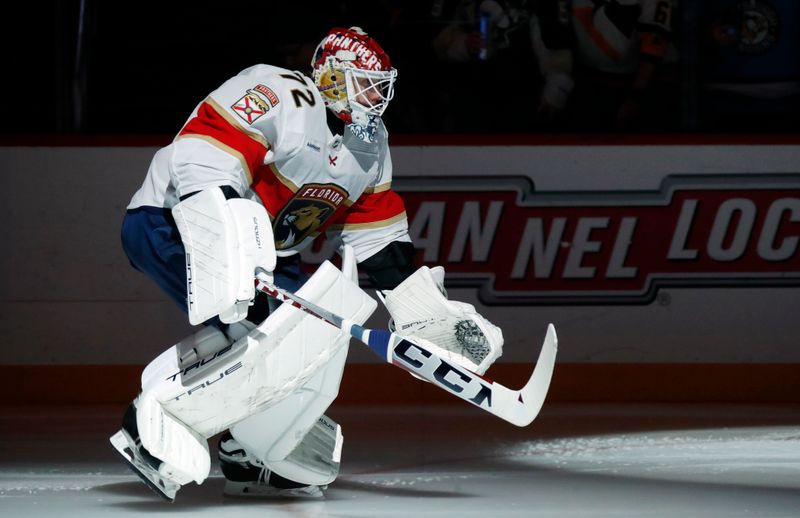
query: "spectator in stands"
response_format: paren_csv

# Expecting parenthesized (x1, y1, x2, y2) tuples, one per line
(533, 0, 680, 131)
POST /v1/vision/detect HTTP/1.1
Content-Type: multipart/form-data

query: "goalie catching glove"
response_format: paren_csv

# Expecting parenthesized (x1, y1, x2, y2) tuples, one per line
(172, 187, 276, 325)
(381, 266, 503, 374)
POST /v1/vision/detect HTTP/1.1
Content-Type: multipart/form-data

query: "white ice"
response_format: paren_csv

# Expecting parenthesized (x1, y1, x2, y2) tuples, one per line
(1, 404, 799, 517)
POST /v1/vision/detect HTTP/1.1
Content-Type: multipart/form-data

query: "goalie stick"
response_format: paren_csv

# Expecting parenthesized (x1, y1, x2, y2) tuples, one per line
(254, 271, 557, 427)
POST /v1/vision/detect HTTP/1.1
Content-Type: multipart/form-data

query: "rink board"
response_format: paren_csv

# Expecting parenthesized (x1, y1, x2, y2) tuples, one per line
(1, 363, 800, 404)
(0, 136, 798, 402)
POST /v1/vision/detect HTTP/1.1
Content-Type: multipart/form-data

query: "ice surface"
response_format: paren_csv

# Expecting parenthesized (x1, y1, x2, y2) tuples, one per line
(506, 427, 800, 488)
(1, 404, 799, 517)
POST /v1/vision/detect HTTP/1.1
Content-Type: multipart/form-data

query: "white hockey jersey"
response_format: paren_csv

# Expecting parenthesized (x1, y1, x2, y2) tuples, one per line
(129, 64, 411, 261)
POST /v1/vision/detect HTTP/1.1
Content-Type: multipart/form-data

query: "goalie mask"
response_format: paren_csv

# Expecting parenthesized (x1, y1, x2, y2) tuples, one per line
(312, 26, 397, 127)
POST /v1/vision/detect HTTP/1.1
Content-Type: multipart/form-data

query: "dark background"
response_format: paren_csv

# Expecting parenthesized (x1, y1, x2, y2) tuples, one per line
(3, 0, 798, 136)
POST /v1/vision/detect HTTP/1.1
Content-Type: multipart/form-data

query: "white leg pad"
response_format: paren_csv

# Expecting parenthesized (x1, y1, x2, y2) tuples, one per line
(228, 244, 361, 486)
(136, 393, 211, 485)
(268, 413, 344, 486)
(141, 326, 232, 394)
(137, 256, 376, 439)
(231, 342, 347, 462)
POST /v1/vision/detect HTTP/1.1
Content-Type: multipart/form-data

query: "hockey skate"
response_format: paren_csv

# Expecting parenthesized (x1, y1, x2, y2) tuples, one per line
(109, 403, 181, 502)
(218, 432, 325, 498)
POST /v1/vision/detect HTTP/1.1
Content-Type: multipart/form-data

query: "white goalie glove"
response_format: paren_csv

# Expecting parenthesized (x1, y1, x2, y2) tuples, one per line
(381, 266, 503, 374)
(172, 187, 276, 325)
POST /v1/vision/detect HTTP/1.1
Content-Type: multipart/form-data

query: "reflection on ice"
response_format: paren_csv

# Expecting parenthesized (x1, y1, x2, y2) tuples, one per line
(504, 426, 800, 488)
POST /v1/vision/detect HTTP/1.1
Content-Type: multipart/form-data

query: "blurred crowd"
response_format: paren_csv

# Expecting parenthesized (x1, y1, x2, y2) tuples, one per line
(9, 0, 800, 134)
(376, 0, 800, 133)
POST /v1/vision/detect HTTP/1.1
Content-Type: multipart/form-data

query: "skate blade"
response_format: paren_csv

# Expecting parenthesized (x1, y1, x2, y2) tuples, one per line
(223, 480, 324, 499)
(109, 430, 179, 502)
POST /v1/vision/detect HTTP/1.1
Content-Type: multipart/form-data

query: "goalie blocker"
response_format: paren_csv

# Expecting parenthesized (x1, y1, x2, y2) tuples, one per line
(171, 186, 276, 325)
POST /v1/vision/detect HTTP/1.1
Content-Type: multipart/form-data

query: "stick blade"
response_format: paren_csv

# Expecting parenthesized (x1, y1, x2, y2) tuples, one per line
(497, 323, 558, 427)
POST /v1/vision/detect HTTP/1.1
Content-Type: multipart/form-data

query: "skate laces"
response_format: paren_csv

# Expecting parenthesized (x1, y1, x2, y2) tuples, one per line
(243, 454, 270, 485)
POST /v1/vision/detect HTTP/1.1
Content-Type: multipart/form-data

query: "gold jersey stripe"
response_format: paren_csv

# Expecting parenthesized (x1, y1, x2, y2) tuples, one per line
(363, 181, 392, 194)
(329, 211, 407, 231)
(268, 163, 299, 193)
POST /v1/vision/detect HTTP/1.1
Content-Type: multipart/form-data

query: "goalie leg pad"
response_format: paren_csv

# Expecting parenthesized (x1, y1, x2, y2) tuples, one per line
(109, 403, 184, 501)
(136, 258, 376, 440)
(220, 413, 343, 496)
(135, 393, 211, 485)
(265, 413, 344, 487)
(221, 243, 363, 489)
(228, 344, 349, 486)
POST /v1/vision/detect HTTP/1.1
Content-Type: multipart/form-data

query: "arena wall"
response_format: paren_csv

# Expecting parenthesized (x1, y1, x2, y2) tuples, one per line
(2, 136, 798, 402)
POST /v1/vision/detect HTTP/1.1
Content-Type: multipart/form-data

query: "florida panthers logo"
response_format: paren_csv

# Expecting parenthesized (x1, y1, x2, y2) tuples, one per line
(276, 205, 330, 249)
(273, 183, 349, 250)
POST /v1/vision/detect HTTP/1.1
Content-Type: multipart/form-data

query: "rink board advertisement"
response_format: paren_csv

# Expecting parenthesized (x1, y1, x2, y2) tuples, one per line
(307, 174, 800, 305)
(0, 141, 799, 369)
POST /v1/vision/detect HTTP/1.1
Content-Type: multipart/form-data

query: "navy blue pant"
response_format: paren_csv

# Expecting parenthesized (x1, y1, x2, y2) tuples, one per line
(121, 207, 306, 324)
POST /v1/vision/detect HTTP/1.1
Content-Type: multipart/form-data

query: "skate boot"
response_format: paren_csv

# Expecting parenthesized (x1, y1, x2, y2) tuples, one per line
(109, 403, 182, 502)
(218, 432, 325, 498)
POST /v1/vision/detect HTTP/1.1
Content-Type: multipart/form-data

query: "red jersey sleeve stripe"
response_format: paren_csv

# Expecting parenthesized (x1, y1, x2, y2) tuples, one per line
(178, 98, 270, 184)
(340, 189, 406, 226)
(252, 163, 298, 218)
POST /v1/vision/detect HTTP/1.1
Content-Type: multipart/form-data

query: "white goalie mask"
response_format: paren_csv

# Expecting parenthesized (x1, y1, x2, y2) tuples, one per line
(311, 26, 397, 127)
